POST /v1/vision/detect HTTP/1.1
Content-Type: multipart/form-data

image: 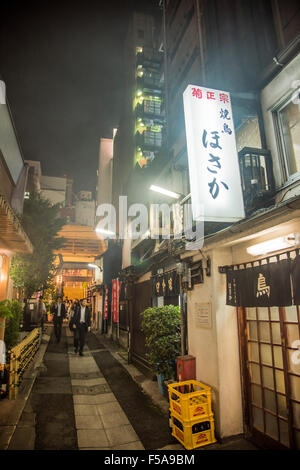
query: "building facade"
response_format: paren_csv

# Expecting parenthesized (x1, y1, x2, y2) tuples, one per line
(75, 191, 96, 227)
(54, 225, 106, 302)
(104, 0, 300, 449)
(0, 81, 33, 342)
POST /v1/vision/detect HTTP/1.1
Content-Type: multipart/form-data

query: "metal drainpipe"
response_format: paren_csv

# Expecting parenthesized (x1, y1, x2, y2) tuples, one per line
(195, 0, 206, 85)
(179, 273, 185, 356)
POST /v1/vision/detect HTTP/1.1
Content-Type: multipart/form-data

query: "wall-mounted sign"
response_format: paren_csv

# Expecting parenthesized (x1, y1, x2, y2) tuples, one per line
(183, 85, 245, 223)
(152, 271, 180, 297)
(194, 302, 212, 328)
(103, 285, 109, 320)
(112, 279, 122, 323)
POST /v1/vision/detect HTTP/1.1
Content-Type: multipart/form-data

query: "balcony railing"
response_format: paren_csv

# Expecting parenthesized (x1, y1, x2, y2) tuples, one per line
(135, 128, 166, 150)
(135, 100, 164, 119)
(238, 147, 275, 215)
(136, 75, 162, 90)
(136, 52, 161, 69)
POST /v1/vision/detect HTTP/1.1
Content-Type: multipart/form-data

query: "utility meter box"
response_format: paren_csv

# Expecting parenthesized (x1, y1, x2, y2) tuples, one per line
(177, 355, 196, 382)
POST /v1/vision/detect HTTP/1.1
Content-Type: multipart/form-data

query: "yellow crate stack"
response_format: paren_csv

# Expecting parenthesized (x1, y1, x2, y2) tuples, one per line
(168, 380, 217, 450)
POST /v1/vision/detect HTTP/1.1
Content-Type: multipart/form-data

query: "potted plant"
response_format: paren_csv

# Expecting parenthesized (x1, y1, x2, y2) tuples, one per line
(141, 305, 181, 395)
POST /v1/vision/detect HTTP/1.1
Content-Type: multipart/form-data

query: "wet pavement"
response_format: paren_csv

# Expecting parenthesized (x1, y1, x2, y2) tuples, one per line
(5, 325, 176, 450)
(0, 324, 259, 451)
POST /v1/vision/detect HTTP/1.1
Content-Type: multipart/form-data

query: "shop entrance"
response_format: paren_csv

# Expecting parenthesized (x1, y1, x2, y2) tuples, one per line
(238, 305, 300, 449)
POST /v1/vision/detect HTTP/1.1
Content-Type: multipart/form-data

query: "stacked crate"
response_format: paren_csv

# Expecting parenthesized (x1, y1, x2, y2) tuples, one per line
(168, 380, 216, 450)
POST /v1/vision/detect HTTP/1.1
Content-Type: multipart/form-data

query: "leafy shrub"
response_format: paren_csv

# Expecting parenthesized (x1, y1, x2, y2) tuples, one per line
(141, 305, 181, 378)
(4, 301, 22, 351)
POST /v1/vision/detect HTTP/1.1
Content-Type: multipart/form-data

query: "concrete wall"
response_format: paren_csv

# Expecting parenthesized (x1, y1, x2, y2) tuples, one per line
(40, 189, 66, 206)
(187, 248, 244, 439)
(40, 175, 67, 206)
(187, 213, 300, 439)
(75, 200, 95, 227)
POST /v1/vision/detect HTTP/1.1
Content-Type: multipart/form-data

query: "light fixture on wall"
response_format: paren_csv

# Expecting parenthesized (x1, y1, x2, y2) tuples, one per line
(88, 263, 103, 272)
(95, 227, 116, 237)
(149, 184, 180, 199)
(247, 233, 300, 256)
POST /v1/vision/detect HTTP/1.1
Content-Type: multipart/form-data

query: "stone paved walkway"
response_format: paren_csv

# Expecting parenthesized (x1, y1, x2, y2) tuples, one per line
(66, 328, 145, 450)
(1, 325, 259, 451)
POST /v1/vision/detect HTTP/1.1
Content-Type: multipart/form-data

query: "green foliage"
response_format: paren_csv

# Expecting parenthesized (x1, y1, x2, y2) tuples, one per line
(0, 300, 13, 320)
(4, 300, 22, 350)
(43, 281, 57, 312)
(9, 191, 65, 298)
(140, 305, 181, 378)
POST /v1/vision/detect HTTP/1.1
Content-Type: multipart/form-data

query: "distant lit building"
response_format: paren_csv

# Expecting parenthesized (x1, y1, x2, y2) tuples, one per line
(75, 191, 96, 227)
(54, 225, 106, 303)
(40, 174, 73, 207)
(0, 81, 33, 305)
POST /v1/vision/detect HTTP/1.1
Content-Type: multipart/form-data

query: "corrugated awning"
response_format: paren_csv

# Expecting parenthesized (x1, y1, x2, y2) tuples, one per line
(0, 193, 33, 253)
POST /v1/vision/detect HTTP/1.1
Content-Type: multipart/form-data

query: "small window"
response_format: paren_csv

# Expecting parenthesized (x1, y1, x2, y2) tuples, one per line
(276, 95, 300, 180)
(138, 29, 144, 39)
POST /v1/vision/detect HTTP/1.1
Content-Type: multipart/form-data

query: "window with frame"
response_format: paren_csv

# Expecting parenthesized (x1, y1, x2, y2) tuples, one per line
(275, 95, 300, 180)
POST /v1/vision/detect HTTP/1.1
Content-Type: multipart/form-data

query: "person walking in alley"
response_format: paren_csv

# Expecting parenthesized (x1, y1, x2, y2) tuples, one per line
(72, 298, 91, 356)
(68, 298, 79, 351)
(38, 296, 47, 333)
(51, 297, 66, 343)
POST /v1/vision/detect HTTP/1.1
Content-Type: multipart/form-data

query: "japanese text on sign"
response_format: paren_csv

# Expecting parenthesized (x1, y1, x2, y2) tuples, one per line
(183, 85, 245, 223)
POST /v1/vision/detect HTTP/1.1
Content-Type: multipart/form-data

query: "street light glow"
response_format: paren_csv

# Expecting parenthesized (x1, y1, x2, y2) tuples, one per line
(88, 263, 99, 269)
(149, 184, 180, 199)
(95, 227, 116, 236)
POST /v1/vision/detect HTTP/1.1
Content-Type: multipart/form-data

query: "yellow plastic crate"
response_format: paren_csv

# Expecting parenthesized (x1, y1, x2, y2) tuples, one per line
(168, 380, 213, 422)
(171, 414, 217, 450)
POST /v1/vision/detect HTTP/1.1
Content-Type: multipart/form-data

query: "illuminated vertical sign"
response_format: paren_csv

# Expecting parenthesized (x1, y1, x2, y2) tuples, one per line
(103, 285, 109, 320)
(112, 279, 118, 323)
(112, 279, 122, 323)
(183, 85, 245, 222)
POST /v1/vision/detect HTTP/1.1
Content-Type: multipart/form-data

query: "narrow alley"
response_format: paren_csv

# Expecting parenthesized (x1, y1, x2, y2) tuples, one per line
(3, 325, 178, 451)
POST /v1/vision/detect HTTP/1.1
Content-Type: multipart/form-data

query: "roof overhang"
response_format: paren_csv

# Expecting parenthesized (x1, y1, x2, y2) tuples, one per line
(0, 193, 33, 254)
(180, 194, 300, 259)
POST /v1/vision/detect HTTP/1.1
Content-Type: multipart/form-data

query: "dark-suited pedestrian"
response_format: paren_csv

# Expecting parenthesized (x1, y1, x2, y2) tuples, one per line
(72, 298, 91, 356)
(51, 297, 66, 343)
(38, 296, 47, 332)
(68, 299, 79, 348)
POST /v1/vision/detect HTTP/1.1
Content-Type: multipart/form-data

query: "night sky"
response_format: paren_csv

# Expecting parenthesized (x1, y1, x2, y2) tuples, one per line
(0, 0, 152, 193)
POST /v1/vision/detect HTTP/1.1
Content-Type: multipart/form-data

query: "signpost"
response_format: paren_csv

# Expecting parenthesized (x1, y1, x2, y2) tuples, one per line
(183, 85, 245, 223)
